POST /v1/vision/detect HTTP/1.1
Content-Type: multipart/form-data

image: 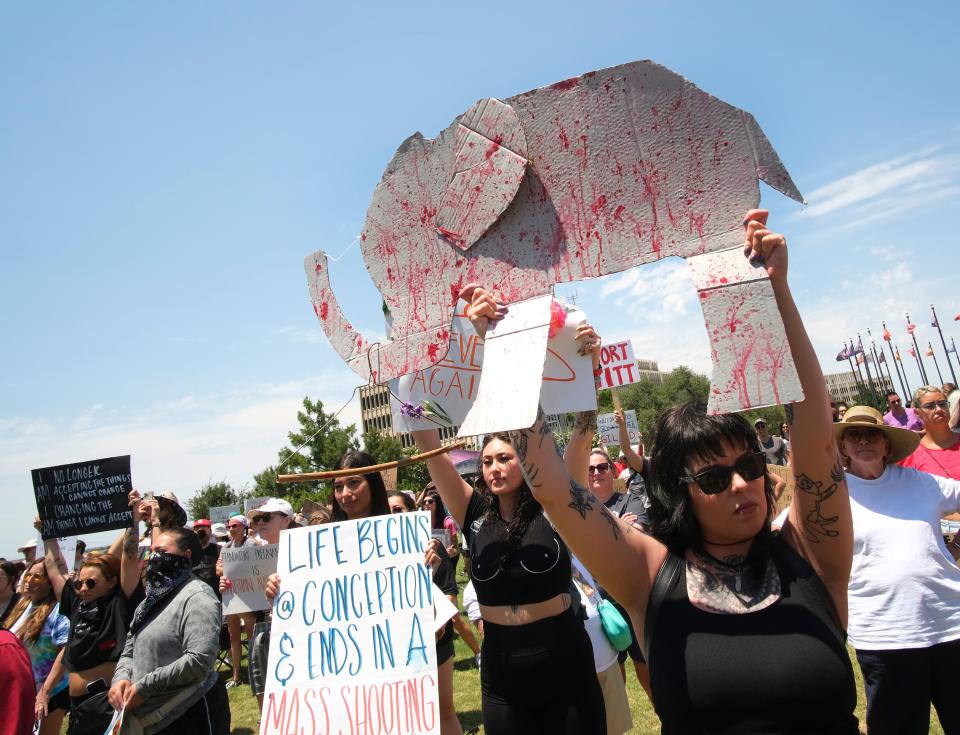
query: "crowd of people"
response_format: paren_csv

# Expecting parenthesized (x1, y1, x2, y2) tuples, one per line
(4, 211, 960, 734)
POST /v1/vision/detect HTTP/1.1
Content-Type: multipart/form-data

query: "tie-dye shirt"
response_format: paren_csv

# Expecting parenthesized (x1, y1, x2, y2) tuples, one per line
(10, 602, 70, 694)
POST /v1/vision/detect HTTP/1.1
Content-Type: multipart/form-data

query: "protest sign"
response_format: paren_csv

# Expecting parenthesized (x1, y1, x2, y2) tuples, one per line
(596, 340, 639, 390)
(210, 504, 241, 525)
(598, 410, 640, 447)
(768, 464, 795, 515)
(391, 299, 595, 435)
(261, 512, 439, 735)
(222, 543, 278, 615)
(245, 497, 270, 513)
(31, 456, 132, 540)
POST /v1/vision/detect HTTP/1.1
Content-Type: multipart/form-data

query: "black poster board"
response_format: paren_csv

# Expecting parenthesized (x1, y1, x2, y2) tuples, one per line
(31, 455, 133, 539)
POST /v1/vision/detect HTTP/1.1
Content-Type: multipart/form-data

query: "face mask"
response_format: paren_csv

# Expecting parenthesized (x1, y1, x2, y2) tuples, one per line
(145, 550, 191, 588)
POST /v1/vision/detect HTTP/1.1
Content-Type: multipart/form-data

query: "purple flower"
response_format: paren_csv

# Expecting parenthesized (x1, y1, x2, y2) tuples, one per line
(400, 402, 425, 418)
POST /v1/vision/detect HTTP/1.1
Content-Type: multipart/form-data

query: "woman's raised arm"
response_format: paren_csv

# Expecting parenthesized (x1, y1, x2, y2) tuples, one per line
(744, 209, 852, 622)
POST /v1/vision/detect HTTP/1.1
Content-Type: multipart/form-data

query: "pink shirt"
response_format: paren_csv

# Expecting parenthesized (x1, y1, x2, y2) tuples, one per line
(900, 438, 960, 481)
(883, 407, 923, 431)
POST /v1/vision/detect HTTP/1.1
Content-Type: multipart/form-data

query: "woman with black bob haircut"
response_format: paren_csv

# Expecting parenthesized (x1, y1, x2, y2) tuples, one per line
(469, 209, 860, 733)
(329, 449, 391, 521)
(647, 403, 778, 555)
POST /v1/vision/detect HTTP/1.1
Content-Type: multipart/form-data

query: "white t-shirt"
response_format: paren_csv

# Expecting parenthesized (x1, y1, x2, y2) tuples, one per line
(461, 580, 480, 623)
(571, 557, 619, 672)
(847, 464, 960, 650)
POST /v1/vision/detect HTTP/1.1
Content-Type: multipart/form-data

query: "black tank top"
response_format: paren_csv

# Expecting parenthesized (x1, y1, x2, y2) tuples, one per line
(645, 535, 858, 734)
(462, 490, 571, 606)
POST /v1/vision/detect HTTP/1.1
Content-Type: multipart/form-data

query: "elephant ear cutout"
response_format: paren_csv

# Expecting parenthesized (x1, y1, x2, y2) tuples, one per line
(435, 97, 528, 251)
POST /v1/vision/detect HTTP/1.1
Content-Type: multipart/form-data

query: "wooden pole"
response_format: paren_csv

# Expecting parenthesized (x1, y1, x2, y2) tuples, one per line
(277, 439, 467, 484)
(610, 386, 622, 413)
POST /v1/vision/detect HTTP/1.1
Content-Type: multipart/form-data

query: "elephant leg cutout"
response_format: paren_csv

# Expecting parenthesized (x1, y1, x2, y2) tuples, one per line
(688, 248, 804, 414)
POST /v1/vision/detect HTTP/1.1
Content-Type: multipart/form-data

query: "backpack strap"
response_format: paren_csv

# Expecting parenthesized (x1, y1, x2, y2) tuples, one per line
(643, 552, 682, 659)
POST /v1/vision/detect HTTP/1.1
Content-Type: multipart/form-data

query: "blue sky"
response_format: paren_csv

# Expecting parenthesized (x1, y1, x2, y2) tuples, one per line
(3, 1, 959, 557)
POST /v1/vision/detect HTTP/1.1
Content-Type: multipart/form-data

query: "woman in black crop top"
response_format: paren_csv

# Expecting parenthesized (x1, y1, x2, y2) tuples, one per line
(37, 497, 144, 735)
(413, 376, 606, 729)
(463, 210, 859, 733)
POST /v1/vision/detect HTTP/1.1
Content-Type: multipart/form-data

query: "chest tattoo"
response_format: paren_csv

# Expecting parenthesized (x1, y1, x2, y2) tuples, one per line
(685, 551, 781, 614)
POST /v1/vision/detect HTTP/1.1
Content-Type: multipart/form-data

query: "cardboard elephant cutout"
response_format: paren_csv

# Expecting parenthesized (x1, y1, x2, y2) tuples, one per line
(306, 60, 805, 416)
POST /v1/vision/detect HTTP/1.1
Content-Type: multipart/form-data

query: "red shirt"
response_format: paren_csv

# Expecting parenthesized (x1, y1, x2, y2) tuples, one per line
(0, 629, 35, 735)
(900, 438, 960, 480)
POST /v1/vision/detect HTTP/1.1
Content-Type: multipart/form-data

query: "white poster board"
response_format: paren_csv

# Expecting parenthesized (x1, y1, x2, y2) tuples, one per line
(221, 543, 279, 615)
(598, 410, 640, 447)
(260, 513, 440, 735)
(34, 533, 79, 573)
(596, 340, 639, 389)
(244, 497, 270, 513)
(391, 299, 595, 435)
(210, 504, 241, 525)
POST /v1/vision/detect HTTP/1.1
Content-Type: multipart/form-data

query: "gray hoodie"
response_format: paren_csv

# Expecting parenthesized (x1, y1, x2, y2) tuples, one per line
(113, 578, 221, 734)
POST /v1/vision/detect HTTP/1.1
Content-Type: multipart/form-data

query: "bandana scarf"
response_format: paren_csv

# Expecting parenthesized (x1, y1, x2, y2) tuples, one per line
(130, 551, 193, 633)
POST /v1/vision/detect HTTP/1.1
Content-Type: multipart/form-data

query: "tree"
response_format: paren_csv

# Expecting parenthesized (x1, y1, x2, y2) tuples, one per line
(253, 396, 359, 505)
(188, 480, 241, 521)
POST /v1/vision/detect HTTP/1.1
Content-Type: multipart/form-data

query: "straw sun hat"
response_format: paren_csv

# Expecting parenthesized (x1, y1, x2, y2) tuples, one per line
(834, 405, 920, 464)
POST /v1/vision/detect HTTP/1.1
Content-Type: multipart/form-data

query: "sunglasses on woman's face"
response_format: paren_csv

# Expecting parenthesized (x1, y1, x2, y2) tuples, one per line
(588, 462, 610, 474)
(23, 572, 47, 582)
(682, 452, 767, 495)
(422, 498, 435, 506)
(73, 578, 98, 591)
(920, 400, 949, 411)
(251, 513, 278, 524)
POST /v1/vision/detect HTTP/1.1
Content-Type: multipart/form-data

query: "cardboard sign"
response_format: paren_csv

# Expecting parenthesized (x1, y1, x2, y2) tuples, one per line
(260, 513, 439, 735)
(391, 299, 595, 434)
(31, 455, 133, 540)
(768, 464, 796, 515)
(305, 61, 803, 416)
(598, 410, 640, 447)
(595, 341, 639, 390)
(222, 543, 279, 615)
(210, 504, 242, 525)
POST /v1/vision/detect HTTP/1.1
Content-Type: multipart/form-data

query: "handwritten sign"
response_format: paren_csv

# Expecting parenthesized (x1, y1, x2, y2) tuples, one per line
(391, 299, 595, 434)
(210, 504, 242, 525)
(261, 513, 439, 735)
(222, 543, 278, 614)
(596, 340, 639, 390)
(31, 456, 132, 540)
(598, 410, 640, 447)
(244, 496, 270, 513)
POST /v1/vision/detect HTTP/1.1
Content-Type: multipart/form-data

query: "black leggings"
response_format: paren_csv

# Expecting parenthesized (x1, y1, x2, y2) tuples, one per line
(481, 608, 606, 735)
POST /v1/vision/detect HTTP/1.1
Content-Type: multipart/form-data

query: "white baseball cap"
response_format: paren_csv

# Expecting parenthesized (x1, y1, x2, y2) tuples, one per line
(245, 498, 294, 519)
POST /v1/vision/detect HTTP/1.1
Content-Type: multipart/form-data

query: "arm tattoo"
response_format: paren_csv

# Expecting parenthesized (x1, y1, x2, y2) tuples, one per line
(567, 479, 596, 520)
(123, 526, 138, 560)
(598, 506, 622, 541)
(794, 456, 844, 544)
(573, 411, 597, 438)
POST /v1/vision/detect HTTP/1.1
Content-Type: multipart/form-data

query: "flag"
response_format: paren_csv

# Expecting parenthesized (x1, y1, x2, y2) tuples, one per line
(835, 347, 847, 362)
(909, 346, 916, 358)
(896, 349, 902, 361)
(879, 351, 886, 364)
(931, 311, 940, 328)
(950, 339, 958, 355)
(883, 328, 892, 342)
(926, 346, 934, 357)
(955, 314, 960, 321)
(856, 354, 865, 365)
(906, 321, 916, 334)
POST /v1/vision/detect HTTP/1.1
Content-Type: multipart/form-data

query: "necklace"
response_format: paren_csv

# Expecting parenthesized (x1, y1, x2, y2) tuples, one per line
(922, 443, 959, 480)
(695, 548, 750, 592)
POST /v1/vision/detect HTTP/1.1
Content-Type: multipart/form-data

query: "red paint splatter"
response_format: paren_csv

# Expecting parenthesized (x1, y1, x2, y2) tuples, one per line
(719, 276, 728, 284)
(551, 77, 579, 91)
(613, 205, 625, 222)
(315, 263, 322, 274)
(361, 233, 366, 241)
(558, 127, 570, 150)
(590, 195, 607, 216)
(320, 302, 329, 320)
(427, 343, 440, 360)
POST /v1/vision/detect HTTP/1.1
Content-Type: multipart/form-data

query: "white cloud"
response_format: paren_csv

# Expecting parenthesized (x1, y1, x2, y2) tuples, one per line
(0, 369, 365, 558)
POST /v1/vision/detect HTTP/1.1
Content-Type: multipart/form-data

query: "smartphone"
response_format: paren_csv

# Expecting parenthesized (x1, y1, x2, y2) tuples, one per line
(142, 490, 154, 501)
(86, 678, 108, 694)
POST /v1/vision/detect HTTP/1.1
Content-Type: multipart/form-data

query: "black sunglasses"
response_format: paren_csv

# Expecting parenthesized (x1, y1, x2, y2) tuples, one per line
(73, 578, 98, 591)
(682, 452, 767, 495)
(588, 462, 611, 474)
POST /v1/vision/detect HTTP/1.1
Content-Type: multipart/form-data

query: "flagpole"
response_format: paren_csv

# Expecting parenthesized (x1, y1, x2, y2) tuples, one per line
(850, 337, 869, 400)
(858, 333, 881, 406)
(883, 321, 909, 399)
(906, 313, 930, 384)
(867, 329, 891, 394)
(932, 305, 959, 385)
(895, 342, 913, 398)
(927, 342, 945, 385)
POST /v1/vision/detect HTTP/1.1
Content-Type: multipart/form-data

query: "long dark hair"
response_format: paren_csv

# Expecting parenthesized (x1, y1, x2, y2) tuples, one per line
(426, 491, 449, 530)
(330, 450, 391, 521)
(647, 402, 776, 555)
(474, 433, 542, 549)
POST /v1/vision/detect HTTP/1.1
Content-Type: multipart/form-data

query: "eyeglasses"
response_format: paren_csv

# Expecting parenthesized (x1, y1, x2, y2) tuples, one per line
(919, 400, 950, 411)
(23, 572, 47, 582)
(682, 452, 767, 495)
(251, 513, 280, 524)
(422, 498, 435, 506)
(888, 399, 901, 406)
(588, 462, 610, 474)
(754, 422, 766, 428)
(72, 578, 98, 591)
